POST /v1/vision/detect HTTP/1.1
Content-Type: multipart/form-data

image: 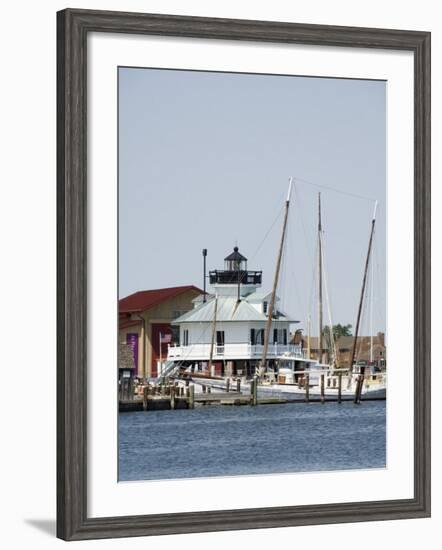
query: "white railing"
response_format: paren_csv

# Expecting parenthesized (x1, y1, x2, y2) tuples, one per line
(167, 342, 305, 361)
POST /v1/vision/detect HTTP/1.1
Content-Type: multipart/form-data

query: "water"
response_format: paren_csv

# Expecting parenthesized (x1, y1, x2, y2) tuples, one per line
(118, 401, 386, 481)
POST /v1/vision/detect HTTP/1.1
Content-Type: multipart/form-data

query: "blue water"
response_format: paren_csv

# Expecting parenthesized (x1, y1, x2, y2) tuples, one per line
(118, 401, 386, 481)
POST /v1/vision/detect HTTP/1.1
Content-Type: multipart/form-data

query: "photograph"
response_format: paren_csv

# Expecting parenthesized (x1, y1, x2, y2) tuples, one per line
(117, 66, 387, 482)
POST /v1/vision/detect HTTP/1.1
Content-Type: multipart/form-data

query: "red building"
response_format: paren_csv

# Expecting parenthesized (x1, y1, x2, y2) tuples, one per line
(119, 285, 203, 378)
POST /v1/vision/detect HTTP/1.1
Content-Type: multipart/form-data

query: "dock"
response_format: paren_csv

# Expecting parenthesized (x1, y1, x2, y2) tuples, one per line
(119, 385, 384, 412)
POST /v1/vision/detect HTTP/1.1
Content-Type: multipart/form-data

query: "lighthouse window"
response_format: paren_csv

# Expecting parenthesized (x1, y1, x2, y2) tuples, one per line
(183, 330, 189, 346)
(263, 301, 268, 314)
(273, 329, 288, 344)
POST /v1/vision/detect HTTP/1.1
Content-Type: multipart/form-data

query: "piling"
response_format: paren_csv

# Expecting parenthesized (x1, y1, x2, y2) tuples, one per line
(251, 377, 258, 406)
(305, 374, 310, 402)
(143, 386, 149, 411)
(338, 373, 342, 404)
(236, 378, 241, 393)
(170, 385, 176, 410)
(188, 384, 195, 409)
(320, 374, 325, 404)
(354, 375, 362, 404)
(226, 378, 230, 393)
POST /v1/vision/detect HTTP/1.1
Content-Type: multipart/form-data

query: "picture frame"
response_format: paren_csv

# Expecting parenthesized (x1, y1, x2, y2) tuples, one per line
(57, 8, 431, 541)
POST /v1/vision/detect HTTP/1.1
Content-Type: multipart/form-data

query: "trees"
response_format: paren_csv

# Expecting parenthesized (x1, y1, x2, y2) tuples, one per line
(322, 324, 352, 340)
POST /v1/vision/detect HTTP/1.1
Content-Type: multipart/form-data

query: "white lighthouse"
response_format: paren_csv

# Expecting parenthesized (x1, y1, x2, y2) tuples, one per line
(167, 247, 306, 378)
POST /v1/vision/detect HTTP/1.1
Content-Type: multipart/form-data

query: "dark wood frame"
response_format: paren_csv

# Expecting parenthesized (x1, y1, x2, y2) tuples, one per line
(57, 8, 431, 541)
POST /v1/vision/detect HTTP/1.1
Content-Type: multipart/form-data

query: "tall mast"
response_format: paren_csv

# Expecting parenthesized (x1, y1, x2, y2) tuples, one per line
(208, 296, 218, 376)
(259, 178, 293, 376)
(348, 201, 378, 375)
(369, 241, 374, 363)
(317, 193, 323, 365)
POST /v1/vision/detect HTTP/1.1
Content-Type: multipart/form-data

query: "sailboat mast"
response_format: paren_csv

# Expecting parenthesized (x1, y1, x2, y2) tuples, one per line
(260, 178, 293, 376)
(318, 193, 323, 364)
(370, 243, 374, 363)
(348, 201, 378, 375)
(208, 296, 218, 376)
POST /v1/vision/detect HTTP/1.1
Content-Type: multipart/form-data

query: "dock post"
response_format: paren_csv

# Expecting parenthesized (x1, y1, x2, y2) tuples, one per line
(202, 384, 207, 394)
(305, 374, 310, 402)
(226, 378, 230, 393)
(251, 377, 258, 406)
(354, 375, 362, 404)
(338, 373, 342, 404)
(188, 384, 195, 409)
(320, 374, 325, 404)
(170, 385, 176, 410)
(236, 378, 241, 393)
(143, 386, 149, 411)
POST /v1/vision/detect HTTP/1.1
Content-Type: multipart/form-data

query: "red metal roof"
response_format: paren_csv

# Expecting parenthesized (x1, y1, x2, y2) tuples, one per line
(119, 285, 203, 313)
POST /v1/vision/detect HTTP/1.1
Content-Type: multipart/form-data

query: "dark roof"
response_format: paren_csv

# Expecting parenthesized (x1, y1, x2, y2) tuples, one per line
(119, 285, 203, 313)
(224, 246, 247, 262)
(119, 318, 142, 330)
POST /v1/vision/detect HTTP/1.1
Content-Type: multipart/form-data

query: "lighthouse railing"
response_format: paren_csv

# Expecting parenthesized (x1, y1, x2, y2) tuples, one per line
(167, 342, 305, 361)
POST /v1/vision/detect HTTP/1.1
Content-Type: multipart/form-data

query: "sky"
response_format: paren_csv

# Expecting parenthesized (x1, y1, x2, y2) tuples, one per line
(118, 67, 386, 336)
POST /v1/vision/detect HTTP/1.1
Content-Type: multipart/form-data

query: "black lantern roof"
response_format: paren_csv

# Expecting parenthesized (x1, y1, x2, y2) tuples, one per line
(224, 246, 247, 262)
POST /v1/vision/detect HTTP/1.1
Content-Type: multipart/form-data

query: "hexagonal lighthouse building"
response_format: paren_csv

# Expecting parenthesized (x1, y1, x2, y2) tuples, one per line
(166, 247, 306, 379)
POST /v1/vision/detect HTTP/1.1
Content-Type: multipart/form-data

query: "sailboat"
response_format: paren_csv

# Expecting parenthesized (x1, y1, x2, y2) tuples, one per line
(163, 177, 386, 401)
(254, 181, 386, 400)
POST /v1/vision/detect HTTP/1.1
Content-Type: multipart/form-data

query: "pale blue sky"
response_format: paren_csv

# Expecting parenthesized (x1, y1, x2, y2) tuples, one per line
(118, 67, 386, 336)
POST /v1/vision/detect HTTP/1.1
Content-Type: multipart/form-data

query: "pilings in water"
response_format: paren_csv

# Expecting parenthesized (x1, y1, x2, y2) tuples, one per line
(305, 374, 310, 402)
(354, 374, 364, 404)
(320, 374, 325, 404)
(250, 376, 258, 406)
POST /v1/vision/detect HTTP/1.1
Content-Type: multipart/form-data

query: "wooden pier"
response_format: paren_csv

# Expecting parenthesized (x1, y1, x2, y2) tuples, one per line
(119, 380, 385, 412)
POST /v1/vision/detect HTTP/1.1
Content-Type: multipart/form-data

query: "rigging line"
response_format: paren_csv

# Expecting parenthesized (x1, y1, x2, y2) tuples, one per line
(355, 268, 371, 361)
(294, 176, 378, 203)
(373, 234, 385, 331)
(294, 184, 321, 333)
(293, 184, 315, 270)
(249, 203, 284, 262)
(286, 214, 310, 327)
(277, 210, 289, 314)
(308, 238, 319, 328)
(321, 232, 338, 365)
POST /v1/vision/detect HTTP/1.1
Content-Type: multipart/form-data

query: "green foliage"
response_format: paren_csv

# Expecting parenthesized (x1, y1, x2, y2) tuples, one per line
(322, 324, 353, 340)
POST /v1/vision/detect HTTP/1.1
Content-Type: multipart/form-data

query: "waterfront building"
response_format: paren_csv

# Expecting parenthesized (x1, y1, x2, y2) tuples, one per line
(167, 247, 306, 377)
(119, 285, 204, 378)
(292, 333, 387, 370)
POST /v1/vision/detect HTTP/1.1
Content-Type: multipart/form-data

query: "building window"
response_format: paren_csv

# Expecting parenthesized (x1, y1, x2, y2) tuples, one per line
(263, 301, 268, 314)
(183, 329, 189, 346)
(250, 328, 256, 345)
(171, 326, 180, 345)
(273, 328, 288, 345)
